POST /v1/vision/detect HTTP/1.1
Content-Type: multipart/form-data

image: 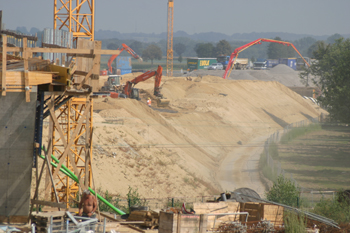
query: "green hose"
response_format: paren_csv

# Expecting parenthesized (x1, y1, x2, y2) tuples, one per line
(39, 153, 126, 215)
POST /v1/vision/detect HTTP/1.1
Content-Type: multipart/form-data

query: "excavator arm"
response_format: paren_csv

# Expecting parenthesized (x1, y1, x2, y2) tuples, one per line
(107, 43, 143, 74)
(154, 65, 163, 96)
(124, 65, 163, 98)
(222, 38, 310, 79)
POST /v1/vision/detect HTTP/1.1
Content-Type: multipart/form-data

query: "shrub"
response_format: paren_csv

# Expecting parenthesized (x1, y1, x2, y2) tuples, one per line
(283, 211, 307, 233)
(312, 190, 350, 224)
(127, 186, 148, 208)
(266, 175, 300, 207)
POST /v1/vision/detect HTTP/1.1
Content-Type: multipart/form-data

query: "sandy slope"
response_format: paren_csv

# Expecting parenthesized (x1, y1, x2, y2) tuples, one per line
(90, 73, 326, 199)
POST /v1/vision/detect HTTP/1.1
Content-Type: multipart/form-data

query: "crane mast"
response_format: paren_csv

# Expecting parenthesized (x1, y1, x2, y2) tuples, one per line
(54, 0, 95, 42)
(166, 0, 174, 77)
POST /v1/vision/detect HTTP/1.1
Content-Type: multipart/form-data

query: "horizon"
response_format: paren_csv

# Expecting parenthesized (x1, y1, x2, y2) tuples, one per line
(10, 26, 348, 40)
(1, 0, 349, 37)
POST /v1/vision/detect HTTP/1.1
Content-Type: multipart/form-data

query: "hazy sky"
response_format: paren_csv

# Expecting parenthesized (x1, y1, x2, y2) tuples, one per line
(1, 0, 349, 36)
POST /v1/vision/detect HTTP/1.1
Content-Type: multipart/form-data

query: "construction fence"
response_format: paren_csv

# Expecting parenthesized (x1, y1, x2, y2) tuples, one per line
(262, 113, 337, 205)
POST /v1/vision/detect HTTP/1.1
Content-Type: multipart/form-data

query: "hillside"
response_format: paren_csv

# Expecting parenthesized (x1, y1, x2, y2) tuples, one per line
(90, 74, 326, 198)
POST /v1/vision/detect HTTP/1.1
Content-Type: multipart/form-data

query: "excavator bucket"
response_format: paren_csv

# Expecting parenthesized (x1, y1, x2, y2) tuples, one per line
(157, 98, 170, 107)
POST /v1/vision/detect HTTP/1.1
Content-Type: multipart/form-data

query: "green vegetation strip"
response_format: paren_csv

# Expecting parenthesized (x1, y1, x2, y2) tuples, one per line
(39, 153, 126, 215)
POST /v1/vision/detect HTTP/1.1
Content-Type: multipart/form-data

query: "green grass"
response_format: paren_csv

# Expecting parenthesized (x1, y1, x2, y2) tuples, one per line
(276, 124, 350, 190)
(280, 123, 322, 144)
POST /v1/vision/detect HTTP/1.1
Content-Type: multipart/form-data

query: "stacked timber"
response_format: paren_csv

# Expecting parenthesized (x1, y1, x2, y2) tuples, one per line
(31, 211, 66, 233)
(127, 210, 159, 229)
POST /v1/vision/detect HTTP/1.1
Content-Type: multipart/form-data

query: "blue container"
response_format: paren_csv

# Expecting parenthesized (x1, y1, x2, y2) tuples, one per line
(120, 69, 132, 75)
(116, 56, 132, 70)
(266, 59, 279, 68)
(278, 58, 288, 65)
(287, 58, 297, 70)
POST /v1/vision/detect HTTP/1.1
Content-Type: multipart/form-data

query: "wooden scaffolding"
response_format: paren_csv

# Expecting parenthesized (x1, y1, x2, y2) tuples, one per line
(1, 33, 119, 217)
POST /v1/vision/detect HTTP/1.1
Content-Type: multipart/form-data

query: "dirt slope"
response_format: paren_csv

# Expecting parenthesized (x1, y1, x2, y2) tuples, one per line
(91, 75, 326, 198)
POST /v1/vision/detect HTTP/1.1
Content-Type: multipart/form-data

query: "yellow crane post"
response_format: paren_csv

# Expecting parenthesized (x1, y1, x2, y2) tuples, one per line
(166, 0, 174, 77)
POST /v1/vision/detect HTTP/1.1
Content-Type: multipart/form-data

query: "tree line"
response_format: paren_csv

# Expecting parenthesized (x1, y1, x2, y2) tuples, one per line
(102, 33, 343, 64)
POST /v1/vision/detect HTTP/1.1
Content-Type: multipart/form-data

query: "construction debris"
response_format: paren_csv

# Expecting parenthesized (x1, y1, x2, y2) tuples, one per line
(127, 210, 159, 229)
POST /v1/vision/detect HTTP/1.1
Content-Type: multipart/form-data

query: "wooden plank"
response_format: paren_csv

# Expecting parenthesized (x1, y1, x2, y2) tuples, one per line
(0, 71, 52, 86)
(30, 199, 66, 209)
(193, 202, 228, 214)
(159, 212, 177, 233)
(1, 35, 7, 96)
(96, 211, 122, 222)
(127, 224, 145, 233)
(91, 41, 101, 92)
(23, 37, 30, 102)
(0, 215, 27, 224)
(8, 215, 28, 224)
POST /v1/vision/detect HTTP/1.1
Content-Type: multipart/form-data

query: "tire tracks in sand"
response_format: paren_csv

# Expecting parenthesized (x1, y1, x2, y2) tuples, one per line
(217, 134, 269, 197)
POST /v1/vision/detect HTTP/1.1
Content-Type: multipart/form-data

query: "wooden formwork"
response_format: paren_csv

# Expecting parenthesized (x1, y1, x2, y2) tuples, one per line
(240, 202, 284, 226)
(193, 202, 241, 230)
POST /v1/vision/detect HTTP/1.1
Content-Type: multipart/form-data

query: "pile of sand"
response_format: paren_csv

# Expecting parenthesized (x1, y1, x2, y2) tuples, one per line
(188, 64, 309, 87)
(89, 75, 326, 198)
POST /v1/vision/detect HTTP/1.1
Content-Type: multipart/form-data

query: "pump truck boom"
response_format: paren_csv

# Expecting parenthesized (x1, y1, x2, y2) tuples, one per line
(222, 38, 310, 79)
(107, 43, 143, 75)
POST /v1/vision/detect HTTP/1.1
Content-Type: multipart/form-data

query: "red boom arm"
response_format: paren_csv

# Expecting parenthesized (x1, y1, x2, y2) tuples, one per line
(107, 43, 143, 74)
(222, 38, 310, 79)
(124, 65, 163, 97)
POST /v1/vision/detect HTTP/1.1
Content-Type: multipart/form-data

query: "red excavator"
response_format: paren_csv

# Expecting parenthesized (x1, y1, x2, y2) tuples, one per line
(123, 65, 170, 106)
(107, 43, 142, 75)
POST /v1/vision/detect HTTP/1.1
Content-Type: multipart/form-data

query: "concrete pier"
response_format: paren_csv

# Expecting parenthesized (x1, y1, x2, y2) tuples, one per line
(0, 92, 36, 221)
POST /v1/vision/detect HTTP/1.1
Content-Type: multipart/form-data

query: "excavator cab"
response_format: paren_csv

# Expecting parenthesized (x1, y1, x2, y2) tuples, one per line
(130, 88, 140, 100)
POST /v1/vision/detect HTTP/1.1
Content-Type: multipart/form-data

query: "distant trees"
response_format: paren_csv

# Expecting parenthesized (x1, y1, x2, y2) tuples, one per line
(129, 41, 143, 56)
(142, 44, 162, 64)
(174, 43, 186, 57)
(194, 43, 215, 58)
(293, 36, 317, 56)
(267, 37, 295, 59)
(306, 41, 329, 58)
(194, 40, 232, 58)
(107, 43, 119, 50)
(300, 38, 350, 123)
(174, 43, 186, 63)
(326, 33, 342, 44)
(214, 40, 232, 57)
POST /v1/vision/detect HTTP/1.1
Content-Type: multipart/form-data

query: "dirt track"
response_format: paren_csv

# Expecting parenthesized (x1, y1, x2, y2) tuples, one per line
(90, 68, 326, 198)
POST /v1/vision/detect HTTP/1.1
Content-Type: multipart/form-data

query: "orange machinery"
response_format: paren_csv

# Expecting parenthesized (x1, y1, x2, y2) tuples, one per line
(107, 43, 142, 74)
(222, 38, 310, 79)
(123, 65, 163, 98)
(123, 65, 170, 107)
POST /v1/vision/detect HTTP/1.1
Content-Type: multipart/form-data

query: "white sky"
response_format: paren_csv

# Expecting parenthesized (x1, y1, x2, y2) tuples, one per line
(1, 0, 349, 36)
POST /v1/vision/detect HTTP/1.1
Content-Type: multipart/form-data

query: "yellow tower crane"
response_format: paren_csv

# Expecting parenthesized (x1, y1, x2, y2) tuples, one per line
(54, 0, 95, 42)
(166, 0, 174, 77)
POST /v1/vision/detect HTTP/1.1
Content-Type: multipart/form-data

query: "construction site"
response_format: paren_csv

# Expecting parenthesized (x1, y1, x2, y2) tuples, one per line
(0, 1, 348, 233)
